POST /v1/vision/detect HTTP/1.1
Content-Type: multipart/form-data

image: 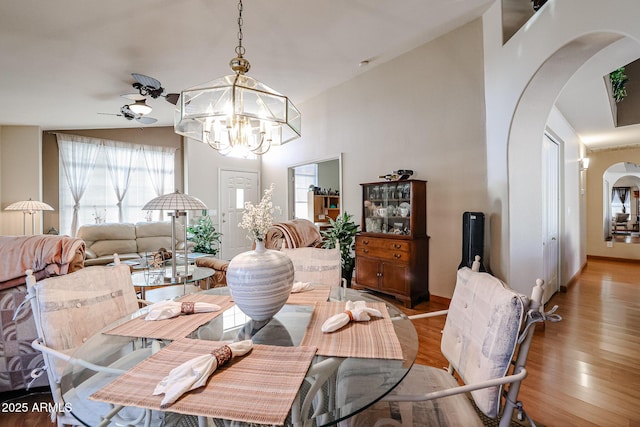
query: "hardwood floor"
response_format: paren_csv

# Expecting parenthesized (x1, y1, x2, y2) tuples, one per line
(2, 257, 638, 426)
(395, 257, 640, 427)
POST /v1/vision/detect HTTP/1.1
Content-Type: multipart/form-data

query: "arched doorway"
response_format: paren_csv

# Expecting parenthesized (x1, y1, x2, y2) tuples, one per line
(603, 162, 640, 242)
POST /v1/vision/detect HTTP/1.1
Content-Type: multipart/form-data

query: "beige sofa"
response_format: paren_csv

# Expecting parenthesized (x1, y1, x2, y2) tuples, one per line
(77, 221, 188, 266)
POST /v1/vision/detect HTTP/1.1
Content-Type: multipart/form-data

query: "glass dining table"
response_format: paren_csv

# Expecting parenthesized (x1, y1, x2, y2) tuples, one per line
(59, 286, 419, 427)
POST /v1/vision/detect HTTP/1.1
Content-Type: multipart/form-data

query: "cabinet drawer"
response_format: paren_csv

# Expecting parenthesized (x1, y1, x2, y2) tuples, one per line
(356, 240, 410, 263)
(356, 237, 410, 253)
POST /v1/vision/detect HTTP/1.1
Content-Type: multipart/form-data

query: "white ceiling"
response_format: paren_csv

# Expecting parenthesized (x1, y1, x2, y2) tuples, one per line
(1, 0, 638, 151)
(0, 0, 493, 130)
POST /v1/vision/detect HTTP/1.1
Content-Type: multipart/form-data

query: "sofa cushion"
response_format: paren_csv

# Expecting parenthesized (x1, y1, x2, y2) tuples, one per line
(136, 221, 185, 253)
(77, 222, 136, 245)
(83, 253, 140, 266)
(90, 239, 138, 257)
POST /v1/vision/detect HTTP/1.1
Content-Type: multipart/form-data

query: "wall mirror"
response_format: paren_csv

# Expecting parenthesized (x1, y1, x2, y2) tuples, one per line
(287, 155, 342, 226)
(603, 161, 640, 243)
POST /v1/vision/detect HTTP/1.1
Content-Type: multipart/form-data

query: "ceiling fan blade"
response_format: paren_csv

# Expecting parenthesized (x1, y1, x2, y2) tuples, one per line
(121, 93, 146, 101)
(165, 93, 180, 105)
(136, 116, 158, 124)
(132, 73, 162, 90)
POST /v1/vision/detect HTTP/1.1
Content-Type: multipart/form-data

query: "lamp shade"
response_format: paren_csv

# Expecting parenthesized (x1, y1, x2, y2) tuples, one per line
(143, 190, 208, 211)
(5, 199, 54, 212)
(129, 99, 152, 115)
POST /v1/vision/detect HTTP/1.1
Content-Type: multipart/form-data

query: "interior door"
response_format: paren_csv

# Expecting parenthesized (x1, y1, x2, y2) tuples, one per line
(219, 170, 259, 260)
(542, 133, 560, 304)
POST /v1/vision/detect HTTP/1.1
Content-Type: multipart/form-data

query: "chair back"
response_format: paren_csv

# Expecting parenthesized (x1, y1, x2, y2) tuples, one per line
(282, 244, 342, 287)
(27, 264, 140, 384)
(440, 267, 527, 418)
(615, 212, 629, 223)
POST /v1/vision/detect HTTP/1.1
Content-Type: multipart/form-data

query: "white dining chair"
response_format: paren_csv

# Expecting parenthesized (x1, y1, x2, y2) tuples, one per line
(339, 266, 561, 427)
(25, 257, 161, 427)
(282, 241, 345, 289)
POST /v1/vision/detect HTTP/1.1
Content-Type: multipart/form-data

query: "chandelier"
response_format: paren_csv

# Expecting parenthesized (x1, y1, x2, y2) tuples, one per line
(174, 0, 301, 156)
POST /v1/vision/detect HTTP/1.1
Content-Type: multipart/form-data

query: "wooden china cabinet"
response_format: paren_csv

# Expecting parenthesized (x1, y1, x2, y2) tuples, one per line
(353, 179, 429, 308)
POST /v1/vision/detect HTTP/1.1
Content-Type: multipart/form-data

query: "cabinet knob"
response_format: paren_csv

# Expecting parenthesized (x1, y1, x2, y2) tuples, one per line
(394, 253, 401, 259)
(363, 249, 369, 254)
(362, 240, 369, 245)
(393, 243, 402, 249)
(376, 272, 382, 277)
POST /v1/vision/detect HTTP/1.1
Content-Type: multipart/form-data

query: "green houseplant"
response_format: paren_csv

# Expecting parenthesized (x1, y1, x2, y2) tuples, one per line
(187, 215, 222, 255)
(610, 67, 629, 103)
(321, 212, 360, 287)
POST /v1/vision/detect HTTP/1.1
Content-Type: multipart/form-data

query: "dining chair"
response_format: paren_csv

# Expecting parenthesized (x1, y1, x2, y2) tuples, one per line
(282, 241, 345, 289)
(25, 256, 161, 427)
(340, 266, 561, 427)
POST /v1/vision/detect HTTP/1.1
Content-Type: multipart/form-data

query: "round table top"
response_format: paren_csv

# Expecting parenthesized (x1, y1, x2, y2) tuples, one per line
(60, 286, 418, 427)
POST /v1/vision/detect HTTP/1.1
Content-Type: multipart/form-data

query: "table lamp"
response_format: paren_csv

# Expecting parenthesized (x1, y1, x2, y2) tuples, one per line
(4, 198, 54, 235)
(142, 190, 208, 283)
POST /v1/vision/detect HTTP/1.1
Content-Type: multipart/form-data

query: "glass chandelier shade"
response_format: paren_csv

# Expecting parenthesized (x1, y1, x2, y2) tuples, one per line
(174, 0, 301, 156)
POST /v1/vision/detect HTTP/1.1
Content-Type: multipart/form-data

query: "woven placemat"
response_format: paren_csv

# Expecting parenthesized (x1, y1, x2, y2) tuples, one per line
(90, 338, 317, 425)
(287, 286, 332, 305)
(104, 294, 234, 340)
(300, 301, 403, 359)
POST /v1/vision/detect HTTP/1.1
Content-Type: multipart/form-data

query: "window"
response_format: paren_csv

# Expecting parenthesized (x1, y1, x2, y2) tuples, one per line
(57, 133, 175, 236)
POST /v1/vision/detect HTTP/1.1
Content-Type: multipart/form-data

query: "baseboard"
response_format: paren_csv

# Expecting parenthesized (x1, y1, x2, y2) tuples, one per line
(587, 254, 640, 264)
(560, 260, 588, 293)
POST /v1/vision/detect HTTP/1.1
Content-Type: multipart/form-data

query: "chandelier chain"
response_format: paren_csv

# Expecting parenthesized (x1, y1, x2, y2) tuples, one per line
(235, 0, 245, 57)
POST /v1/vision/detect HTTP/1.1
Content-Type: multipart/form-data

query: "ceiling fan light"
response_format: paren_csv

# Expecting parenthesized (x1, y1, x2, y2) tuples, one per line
(129, 99, 152, 115)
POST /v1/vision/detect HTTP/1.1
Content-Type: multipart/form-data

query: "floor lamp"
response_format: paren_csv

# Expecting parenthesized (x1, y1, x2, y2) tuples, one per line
(4, 198, 54, 235)
(142, 190, 208, 283)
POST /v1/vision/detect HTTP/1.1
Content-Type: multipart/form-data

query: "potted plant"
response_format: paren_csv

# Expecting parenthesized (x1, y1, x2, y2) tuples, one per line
(187, 215, 222, 255)
(321, 212, 360, 287)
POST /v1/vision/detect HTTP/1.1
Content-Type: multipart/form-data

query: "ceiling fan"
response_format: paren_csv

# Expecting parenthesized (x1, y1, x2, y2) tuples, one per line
(98, 105, 158, 124)
(121, 73, 180, 105)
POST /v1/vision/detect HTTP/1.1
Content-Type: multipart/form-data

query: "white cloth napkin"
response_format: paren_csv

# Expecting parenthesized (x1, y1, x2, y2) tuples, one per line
(291, 281, 312, 293)
(321, 301, 383, 333)
(144, 300, 222, 321)
(153, 340, 253, 408)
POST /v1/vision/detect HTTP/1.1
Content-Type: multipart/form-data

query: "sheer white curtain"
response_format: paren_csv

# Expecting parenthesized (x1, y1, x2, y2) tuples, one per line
(103, 140, 140, 222)
(56, 133, 101, 236)
(143, 145, 175, 221)
(57, 134, 176, 236)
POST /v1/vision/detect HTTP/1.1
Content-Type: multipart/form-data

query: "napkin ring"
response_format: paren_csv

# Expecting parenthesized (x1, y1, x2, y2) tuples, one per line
(212, 345, 232, 366)
(344, 310, 354, 322)
(181, 302, 196, 315)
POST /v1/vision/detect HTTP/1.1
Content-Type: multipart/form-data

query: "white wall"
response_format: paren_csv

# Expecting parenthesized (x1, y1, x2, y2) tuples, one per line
(483, 0, 640, 295)
(184, 139, 260, 226)
(262, 19, 488, 298)
(0, 126, 43, 235)
(546, 107, 585, 283)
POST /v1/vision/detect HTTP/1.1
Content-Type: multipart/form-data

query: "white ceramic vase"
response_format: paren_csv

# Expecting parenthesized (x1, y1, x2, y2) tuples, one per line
(226, 240, 294, 321)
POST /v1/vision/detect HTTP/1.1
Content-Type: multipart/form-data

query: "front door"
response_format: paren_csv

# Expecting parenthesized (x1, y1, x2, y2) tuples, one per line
(219, 170, 259, 260)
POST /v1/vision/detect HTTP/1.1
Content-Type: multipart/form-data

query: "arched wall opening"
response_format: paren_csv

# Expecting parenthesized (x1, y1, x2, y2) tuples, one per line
(507, 32, 624, 290)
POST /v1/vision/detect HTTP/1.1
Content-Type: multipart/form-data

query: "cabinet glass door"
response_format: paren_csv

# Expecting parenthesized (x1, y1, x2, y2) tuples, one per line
(363, 181, 412, 235)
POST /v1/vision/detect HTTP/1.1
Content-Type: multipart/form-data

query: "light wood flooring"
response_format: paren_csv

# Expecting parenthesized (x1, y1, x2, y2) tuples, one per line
(2, 257, 639, 426)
